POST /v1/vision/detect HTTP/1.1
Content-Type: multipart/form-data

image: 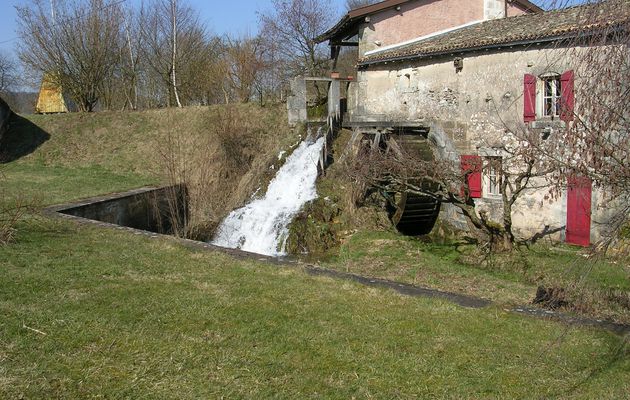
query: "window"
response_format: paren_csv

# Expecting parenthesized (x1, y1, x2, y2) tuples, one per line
(460, 155, 502, 199)
(541, 75, 561, 118)
(523, 70, 574, 123)
(484, 157, 502, 197)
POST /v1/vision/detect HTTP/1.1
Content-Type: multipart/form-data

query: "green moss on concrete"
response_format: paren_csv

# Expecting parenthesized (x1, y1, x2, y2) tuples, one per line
(285, 129, 393, 256)
(286, 196, 341, 255)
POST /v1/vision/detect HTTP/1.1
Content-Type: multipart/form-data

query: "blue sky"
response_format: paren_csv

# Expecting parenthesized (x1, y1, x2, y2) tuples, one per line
(0, 0, 585, 57)
(0, 0, 347, 55)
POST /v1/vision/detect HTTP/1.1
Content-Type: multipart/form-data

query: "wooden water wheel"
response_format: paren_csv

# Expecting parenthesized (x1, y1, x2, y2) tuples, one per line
(389, 190, 441, 235)
(386, 130, 441, 236)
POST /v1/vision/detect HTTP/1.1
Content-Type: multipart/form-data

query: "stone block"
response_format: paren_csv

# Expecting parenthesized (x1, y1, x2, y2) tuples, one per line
(287, 78, 307, 126)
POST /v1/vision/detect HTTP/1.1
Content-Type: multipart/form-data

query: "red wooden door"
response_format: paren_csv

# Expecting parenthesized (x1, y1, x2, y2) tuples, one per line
(566, 176, 592, 246)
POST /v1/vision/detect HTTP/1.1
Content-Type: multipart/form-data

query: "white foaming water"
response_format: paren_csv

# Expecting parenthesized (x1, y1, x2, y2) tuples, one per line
(211, 136, 325, 256)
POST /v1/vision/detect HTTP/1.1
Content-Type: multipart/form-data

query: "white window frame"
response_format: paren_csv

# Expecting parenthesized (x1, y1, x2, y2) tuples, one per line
(537, 73, 562, 119)
(483, 156, 503, 198)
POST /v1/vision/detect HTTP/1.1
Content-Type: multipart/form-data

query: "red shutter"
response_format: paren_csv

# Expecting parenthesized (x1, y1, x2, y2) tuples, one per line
(566, 175, 591, 246)
(461, 155, 482, 199)
(524, 74, 537, 122)
(560, 70, 575, 122)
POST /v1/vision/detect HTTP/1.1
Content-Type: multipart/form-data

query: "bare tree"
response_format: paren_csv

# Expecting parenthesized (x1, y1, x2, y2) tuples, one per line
(117, 5, 143, 110)
(178, 37, 226, 106)
(17, 0, 125, 112)
(350, 130, 558, 253)
(0, 52, 17, 93)
(259, 0, 335, 78)
(139, 0, 210, 107)
(514, 0, 630, 251)
(224, 35, 267, 103)
(170, 0, 182, 108)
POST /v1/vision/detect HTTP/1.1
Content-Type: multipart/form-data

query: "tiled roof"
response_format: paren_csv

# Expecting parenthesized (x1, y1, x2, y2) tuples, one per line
(359, 0, 630, 65)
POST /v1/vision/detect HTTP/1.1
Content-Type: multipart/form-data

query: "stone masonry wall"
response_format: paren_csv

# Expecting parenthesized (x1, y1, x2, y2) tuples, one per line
(351, 45, 608, 242)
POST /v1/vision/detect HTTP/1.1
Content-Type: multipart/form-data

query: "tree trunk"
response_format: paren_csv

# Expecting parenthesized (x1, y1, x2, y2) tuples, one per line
(170, 0, 182, 108)
(125, 20, 137, 111)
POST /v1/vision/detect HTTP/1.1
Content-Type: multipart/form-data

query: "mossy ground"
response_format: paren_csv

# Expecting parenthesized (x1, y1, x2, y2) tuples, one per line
(286, 129, 392, 255)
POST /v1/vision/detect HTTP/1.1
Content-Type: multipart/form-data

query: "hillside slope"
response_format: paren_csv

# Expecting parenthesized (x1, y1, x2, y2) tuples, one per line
(3, 104, 296, 237)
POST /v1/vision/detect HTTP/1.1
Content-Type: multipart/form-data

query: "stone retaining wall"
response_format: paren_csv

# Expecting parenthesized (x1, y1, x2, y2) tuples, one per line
(56, 185, 189, 235)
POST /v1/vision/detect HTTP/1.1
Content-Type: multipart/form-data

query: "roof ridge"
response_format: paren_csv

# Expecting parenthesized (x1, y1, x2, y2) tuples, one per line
(475, 0, 607, 25)
(348, 0, 400, 13)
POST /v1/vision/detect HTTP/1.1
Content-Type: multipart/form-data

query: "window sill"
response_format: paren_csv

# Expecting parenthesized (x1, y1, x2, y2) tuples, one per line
(531, 119, 566, 129)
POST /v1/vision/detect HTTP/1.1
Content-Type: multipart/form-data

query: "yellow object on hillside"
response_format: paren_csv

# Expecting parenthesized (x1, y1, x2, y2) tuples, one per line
(36, 73, 68, 114)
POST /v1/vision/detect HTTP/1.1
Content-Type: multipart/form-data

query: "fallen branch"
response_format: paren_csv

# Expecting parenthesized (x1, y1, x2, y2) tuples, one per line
(522, 225, 566, 246)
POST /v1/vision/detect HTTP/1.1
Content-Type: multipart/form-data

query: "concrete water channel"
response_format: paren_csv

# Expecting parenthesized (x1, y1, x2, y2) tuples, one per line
(45, 186, 630, 336)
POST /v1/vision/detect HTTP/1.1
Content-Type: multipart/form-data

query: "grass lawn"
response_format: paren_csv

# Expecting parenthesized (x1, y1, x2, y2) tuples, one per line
(2, 214, 630, 398)
(1, 162, 157, 206)
(319, 230, 630, 324)
(1, 113, 629, 398)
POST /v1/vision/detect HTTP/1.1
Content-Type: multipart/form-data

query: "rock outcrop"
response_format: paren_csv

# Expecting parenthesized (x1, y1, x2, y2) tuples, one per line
(0, 96, 13, 144)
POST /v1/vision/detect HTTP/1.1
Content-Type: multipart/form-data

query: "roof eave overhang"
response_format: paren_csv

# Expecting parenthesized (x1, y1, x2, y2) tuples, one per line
(315, 0, 413, 44)
(357, 34, 579, 67)
(316, 18, 364, 44)
(315, 15, 354, 43)
(512, 0, 544, 13)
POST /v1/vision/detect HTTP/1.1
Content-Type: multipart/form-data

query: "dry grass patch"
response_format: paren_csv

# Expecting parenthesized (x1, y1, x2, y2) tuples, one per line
(21, 104, 294, 239)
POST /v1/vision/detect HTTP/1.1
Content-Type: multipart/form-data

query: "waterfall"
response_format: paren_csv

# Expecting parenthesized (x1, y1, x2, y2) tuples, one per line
(211, 135, 325, 256)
